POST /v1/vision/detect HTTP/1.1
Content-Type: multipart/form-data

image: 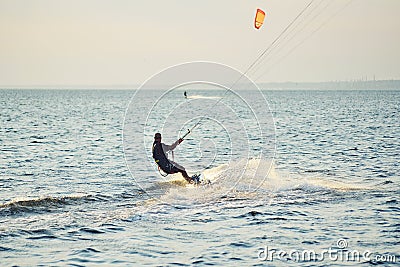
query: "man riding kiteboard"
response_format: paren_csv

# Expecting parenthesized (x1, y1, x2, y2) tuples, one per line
(152, 132, 199, 184)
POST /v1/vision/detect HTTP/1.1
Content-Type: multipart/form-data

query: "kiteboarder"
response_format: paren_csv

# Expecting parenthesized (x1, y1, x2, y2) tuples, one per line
(184, 91, 187, 98)
(152, 132, 198, 183)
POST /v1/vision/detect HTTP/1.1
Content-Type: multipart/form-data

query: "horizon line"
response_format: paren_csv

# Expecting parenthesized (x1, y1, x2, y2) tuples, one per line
(1, 79, 400, 90)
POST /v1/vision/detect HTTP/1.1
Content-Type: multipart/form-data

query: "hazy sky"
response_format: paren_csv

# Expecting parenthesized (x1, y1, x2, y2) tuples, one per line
(0, 0, 399, 88)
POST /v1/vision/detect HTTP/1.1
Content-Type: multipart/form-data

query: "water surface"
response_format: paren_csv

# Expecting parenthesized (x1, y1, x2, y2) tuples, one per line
(0, 89, 399, 266)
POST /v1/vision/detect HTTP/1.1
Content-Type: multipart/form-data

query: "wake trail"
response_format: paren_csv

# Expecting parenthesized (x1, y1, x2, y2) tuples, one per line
(157, 158, 375, 206)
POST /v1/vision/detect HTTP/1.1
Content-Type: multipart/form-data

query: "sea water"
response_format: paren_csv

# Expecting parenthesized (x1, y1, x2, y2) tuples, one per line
(0, 89, 399, 266)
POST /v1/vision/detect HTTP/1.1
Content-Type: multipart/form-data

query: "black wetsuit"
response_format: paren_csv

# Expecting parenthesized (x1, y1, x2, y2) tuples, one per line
(152, 141, 179, 174)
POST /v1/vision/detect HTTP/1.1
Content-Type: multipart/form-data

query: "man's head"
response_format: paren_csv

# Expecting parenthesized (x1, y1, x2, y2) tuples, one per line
(154, 132, 162, 142)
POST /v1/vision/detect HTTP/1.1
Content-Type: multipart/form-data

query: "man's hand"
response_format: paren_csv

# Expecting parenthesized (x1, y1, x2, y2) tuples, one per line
(178, 138, 183, 144)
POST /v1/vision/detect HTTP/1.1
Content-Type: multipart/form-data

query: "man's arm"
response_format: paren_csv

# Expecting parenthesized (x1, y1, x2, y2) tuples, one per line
(162, 139, 183, 153)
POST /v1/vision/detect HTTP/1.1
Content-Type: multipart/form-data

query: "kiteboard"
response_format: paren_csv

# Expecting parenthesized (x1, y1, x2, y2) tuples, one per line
(191, 174, 211, 186)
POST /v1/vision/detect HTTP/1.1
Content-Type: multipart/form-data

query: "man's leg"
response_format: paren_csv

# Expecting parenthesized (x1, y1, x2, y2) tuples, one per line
(171, 161, 192, 183)
(179, 169, 192, 183)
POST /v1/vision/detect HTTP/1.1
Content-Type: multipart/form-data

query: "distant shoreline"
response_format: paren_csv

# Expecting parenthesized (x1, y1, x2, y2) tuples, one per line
(257, 80, 400, 90)
(1, 80, 400, 90)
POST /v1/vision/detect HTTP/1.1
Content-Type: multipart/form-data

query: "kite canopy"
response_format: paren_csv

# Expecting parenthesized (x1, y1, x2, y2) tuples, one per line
(254, 8, 266, 29)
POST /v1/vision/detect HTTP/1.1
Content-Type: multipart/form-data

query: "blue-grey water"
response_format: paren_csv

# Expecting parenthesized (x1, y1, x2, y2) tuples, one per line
(0, 89, 399, 266)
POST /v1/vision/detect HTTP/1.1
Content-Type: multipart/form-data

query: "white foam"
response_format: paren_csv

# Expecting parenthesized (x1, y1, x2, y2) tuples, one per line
(187, 95, 221, 100)
(158, 158, 372, 206)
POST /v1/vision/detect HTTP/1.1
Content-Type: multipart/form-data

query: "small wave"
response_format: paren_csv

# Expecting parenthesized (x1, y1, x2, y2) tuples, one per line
(80, 227, 105, 234)
(302, 178, 372, 192)
(237, 210, 264, 218)
(27, 234, 57, 240)
(0, 194, 89, 208)
(377, 180, 394, 185)
(0, 246, 17, 252)
(0, 194, 94, 215)
(229, 241, 253, 248)
(385, 199, 397, 204)
(15, 229, 58, 240)
(80, 247, 101, 253)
